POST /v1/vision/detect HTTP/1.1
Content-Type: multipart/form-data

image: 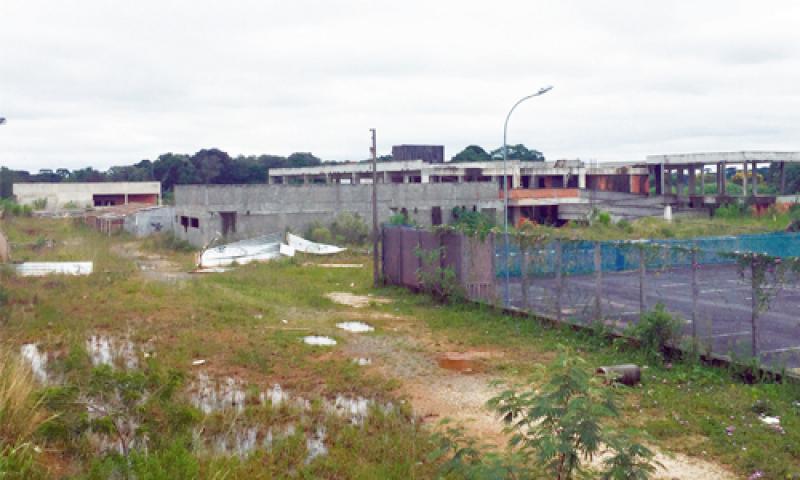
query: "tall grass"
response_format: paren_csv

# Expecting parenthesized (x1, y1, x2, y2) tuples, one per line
(0, 348, 49, 445)
(0, 347, 50, 479)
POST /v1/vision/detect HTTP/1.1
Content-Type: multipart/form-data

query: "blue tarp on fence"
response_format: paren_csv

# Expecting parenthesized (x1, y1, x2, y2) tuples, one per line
(496, 231, 800, 277)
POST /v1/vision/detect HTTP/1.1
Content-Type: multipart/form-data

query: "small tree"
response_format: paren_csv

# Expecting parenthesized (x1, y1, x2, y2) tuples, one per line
(489, 353, 659, 480)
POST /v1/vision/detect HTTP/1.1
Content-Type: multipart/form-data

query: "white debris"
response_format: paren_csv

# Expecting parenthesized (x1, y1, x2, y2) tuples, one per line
(336, 322, 375, 333)
(16, 261, 93, 277)
(287, 233, 346, 255)
(303, 336, 337, 346)
(192, 359, 206, 366)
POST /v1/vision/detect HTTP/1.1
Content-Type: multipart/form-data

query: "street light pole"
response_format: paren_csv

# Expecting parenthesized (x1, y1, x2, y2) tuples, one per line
(502, 86, 553, 306)
(370, 128, 379, 287)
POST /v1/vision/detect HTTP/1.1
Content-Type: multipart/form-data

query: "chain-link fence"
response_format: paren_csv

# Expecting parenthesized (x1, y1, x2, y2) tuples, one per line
(496, 231, 800, 372)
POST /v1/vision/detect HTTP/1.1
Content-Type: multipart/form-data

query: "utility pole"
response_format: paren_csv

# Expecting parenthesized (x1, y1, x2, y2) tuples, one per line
(370, 128, 379, 287)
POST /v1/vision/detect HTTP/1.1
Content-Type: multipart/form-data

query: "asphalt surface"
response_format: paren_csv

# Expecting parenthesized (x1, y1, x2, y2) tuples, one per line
(505, 263, 800, 370)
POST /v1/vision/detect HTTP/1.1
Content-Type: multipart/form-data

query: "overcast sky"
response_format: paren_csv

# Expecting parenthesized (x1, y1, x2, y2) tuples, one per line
(1, 1, 800, 171)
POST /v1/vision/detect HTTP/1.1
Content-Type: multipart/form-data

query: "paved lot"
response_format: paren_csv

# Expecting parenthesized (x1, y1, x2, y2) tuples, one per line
(506, 263, 800, 370)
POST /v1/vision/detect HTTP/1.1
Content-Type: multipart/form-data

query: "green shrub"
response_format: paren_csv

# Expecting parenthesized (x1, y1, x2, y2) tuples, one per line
(450, 207, 494, 238)
(486, 353, 660, 479)
(628, 303, 682, 359)
(62, 201, 79, 210)
(31, 198, 47, 210)
(596, 211, 612, 226)
(308, 226, 333, 244)
(146, 233, 195, 253)
(658, 226, 675, 238)
(616, 219, 633, 233)
(389, 212, 412, 226)
(715, 203, 747, 219)
(330, 212, 369, 245)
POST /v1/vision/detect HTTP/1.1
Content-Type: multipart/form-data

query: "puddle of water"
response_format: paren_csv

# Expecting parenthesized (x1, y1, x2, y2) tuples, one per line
(336, 322, 374, 333)
(325, 292, 391, 308)
(260, 384, 289, 407)
(20, 343, 49, 383)
(326, 395, 370, 425)
(303, 336, 337, 346)
(305, 426, 327, 464)
(86, 335, 139, 369)
(189, 373, 247, 414)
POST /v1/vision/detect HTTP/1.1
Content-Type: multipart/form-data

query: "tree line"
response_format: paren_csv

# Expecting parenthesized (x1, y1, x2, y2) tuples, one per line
(0, 144, 547, 199)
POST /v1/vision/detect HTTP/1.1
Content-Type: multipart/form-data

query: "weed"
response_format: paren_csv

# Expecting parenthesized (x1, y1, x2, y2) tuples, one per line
(0, 348, 51, 446)
(627, 304, 682, 360)
(487, 352, 659, 479)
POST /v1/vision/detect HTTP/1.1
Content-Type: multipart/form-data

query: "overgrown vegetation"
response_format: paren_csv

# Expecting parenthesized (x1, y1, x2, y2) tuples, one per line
(0, 199, 33, 217)
(306, 212, 370, 245)
(4, 216, 800, 478)
(0, 348, 50, 479)
(627, 304, 683, 361)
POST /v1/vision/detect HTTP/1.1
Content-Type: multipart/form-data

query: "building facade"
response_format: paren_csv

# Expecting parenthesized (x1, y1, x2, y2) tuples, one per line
(13, 182, 161, 211)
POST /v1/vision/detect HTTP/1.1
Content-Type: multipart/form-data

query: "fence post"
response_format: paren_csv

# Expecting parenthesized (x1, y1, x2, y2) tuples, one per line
(594, 241, 602, 321)
(750, 257, 760, 359)
(520, 248, 529, 310)
(639, 246, 647, 316)
(555, 239, 563, 323)
(691, 246, 699, 342)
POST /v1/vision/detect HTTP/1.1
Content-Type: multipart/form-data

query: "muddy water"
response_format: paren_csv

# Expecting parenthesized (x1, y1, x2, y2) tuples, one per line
(189, 373, 247, 414)
(20, 343, 49, 383)
(86, 335, 139, 369)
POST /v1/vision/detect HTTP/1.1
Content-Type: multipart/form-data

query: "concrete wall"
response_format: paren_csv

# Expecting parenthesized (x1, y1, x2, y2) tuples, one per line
(123, 206, 175, 238)
(13, 182, 161, 211)
(173, 183, 502, 247)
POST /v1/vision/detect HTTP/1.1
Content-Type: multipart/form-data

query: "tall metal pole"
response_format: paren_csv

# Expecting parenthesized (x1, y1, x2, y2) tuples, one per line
(502, 86, 553, 306)
(370, 128, 379, 287)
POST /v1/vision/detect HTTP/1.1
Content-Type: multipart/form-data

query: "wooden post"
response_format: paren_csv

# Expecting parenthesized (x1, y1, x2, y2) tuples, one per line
(594, 241, 602, 322)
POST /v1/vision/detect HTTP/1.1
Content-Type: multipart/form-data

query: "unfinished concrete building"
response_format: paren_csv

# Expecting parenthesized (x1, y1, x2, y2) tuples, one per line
(13, 182, 161, 212)
(173, 182, 501, 247)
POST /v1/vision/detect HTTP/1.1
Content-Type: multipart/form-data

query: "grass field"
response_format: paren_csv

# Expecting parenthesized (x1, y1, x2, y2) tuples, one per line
(1, 216, 799, 478)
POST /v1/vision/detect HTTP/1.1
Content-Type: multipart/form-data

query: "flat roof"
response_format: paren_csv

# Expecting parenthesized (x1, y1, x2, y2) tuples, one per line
(645, 151, 800, 166)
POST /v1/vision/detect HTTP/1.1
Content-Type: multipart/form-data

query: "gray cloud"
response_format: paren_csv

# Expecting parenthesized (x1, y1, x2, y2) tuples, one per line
(1, 0, 800, 171)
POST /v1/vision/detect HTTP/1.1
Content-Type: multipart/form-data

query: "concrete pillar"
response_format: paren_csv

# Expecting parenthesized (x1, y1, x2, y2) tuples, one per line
(579, 172, 586, 189)
(664, 167, 672, 194)
(402, 174, 408, 184)
(421, 173, 430, 184)
(780, 161, 787, 195)
(719, 162, 727, 195)
(742, 162, 748, 197)
(124, 193, 128, 205)
(752, 161, 758, 195)
(512, 170, 521, 190)
(688, 165, 696, 195)
(303, 174, 310, 185)
(657, 165, 665, 196)
(677, 168, 685, 200)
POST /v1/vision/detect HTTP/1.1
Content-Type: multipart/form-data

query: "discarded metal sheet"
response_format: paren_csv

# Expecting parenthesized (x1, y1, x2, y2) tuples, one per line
(199, 233, 283, 268)
(15, 261, 93, 277)
(287, 233, 346, 255)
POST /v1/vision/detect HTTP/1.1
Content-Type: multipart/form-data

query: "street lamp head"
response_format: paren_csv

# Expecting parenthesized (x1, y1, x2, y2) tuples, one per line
(0, 117, 6, 125)
(537, 86, 553, 96)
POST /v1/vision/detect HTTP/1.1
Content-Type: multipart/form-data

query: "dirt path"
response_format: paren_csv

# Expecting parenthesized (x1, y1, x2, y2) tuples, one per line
(334, 298, 735, 480)
(111, 242, 192, 282)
